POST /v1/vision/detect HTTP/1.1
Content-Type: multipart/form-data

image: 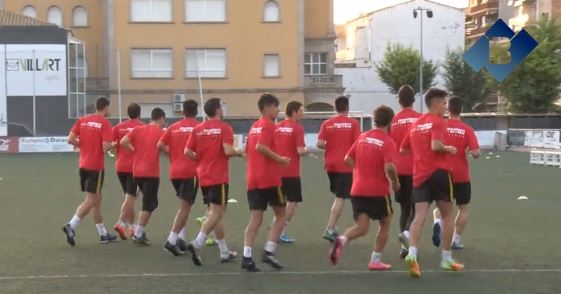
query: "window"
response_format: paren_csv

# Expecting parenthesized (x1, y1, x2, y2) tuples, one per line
(131, 49, 173, 78)
(185, 49, 226, 78)
(22, 6, 37, 18)
(72, 6, 88, 26)
(47, 6, 63, 26)
(263, 1, 280, 22)
(263, 54, 280, 77)
(185, 0, 226, 22)
(304, 53, 328, 75)
(131, 0, 172, 22)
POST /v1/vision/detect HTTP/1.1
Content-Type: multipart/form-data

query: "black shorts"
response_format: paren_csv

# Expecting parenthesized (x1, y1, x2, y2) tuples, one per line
(327, 172, 352, 199)
(171, 178, 198, 204)
(117, 172, 138, 196)
(202, 183, 229, 206)
(135, 177, 160, 212)
(281, 177, 303, 203)
(395, 175, 413, 204)
(351, 196, 393, 221)
(453, 182, 471, 205)
(79, 169, 104, 194)
(413, 169, 453, 204)
(247, 187, 286, 211)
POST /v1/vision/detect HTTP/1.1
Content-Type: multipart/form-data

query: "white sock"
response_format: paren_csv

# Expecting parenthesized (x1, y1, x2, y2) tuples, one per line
(167, 232, 179, 245)
(264, 241, 277, 253)
(453, 233, 461, 243)
(68, 215, 80, 230)
(194, 232, 207, 249)
(408, 246, 418, 259)
(442, 250, 453, 262)
(135, 225, 145, 238)
(95, 223, 107, 237)
(282, 221, 290, 234)
(371, 251, 382, 263)
(403, 230, 410, 239)
(179, 228, 187, 241)
(217, 239, 229, 256)
(243, 246, 252, 258)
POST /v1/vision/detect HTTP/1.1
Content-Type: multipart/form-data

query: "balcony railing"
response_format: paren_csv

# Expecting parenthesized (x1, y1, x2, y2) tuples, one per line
(304, 75, 343, 89)
(470, 1, 499, 14)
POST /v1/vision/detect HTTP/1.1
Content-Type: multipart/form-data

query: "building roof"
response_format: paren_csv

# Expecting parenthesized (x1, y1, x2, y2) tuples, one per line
(0, 10, 56, 27)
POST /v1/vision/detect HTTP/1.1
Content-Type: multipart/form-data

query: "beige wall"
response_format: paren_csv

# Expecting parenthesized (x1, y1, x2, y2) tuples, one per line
(305, 0, 333, 38)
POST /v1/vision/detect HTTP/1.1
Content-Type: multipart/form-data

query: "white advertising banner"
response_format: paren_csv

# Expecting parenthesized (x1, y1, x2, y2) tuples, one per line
(0, 45, 6, 136)
(542, 130, 560, 149)
(5, 44, 67, 96)
(18, 137, 74, 153)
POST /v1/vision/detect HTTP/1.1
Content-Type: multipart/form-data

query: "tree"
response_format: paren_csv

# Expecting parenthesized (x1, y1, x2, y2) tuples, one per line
(442, 48, 490, 112)
(375, 44, 437, 94)
(500, 17, 561, 113)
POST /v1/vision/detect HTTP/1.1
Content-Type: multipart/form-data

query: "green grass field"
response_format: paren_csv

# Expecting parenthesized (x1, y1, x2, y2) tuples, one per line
(0, 151, 560, 293)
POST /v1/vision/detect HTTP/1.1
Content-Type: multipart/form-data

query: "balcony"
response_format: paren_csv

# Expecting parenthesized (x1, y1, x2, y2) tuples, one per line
(469, 1, 499, 15)
(467, 25, 491, 39)
(304, 75, 343, 89)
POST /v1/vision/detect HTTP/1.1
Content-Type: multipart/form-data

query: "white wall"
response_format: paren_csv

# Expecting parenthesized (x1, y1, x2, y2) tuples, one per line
(336, 0, 465, 114)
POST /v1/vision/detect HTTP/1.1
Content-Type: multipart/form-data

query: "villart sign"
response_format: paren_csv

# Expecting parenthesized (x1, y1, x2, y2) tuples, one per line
(6, 58, 63, 72)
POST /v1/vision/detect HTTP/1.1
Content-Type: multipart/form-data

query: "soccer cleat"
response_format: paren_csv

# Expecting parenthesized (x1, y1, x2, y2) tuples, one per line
(196, 216, 207, 225)
(405, 255, 421, 278)
(221, 250, 238, 263)
(441, 259, 464, 271)
(177, 238, 188, 252)
(62, 224, 76, 246)
(262, 252, 284, 270)
(114, 223, 128, 240)
(164, 241, 184, 256)
(399, 247, 409, 259)
(241, 257, 261, 272)
(329, 237, 343, 265)
(322, 230, 338, 242)
(279, 233, 295, 244)
(206, 237, 217, 246)
(100, 233, 118, 243)
(451, 241, 465, 250)
(432, 222, 441, 247)
(132, 233, 151, 245)
(368, 261, 392, 271)
(187, 243, 202, 266)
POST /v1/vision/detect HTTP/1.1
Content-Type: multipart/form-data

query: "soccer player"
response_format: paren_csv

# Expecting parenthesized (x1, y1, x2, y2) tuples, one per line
(274, 101, 307, 244)
(401, 88, 462, 278)
(62, 96, 118, 246)
(157, 100, 199, 256)
(432, 97, 480, 250)
(185, 98, 242, 265)
(242, 94, 290, 272)
(330, 106, 400, 271)
(317, 96, 361, 242)
(113, 103, 144, 240)
(120, 108, 166, 245)
(389, 85, 422, 258)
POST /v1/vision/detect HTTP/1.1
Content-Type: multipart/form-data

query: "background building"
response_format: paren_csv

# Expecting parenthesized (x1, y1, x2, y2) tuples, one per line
(465, 0, 499, 42)
(500, 0, 561, 31)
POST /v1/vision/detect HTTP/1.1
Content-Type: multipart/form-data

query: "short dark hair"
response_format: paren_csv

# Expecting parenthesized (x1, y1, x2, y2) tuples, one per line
(374, 105, 395, 128)
(424, 88, 448, 108)
(258, 93, 280, 112)
(95, 96, 110, 111)
(204, 98, 222, 117)
(335, 96, 349, 113)
(151, 107, 166, 121)
(398, 85, 416, 108)
(183, 99, 198, 118)
(127, 103, 140, 119)
(285, 101, 303, 117)
(448, 96, 463, 116)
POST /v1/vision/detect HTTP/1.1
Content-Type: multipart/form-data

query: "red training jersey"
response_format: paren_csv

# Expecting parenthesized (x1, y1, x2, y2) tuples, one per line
(317, 116, 361, 173)
(444, 119, 479, 183)
(70, 114, 113, 171)
(186, 119, 235, 187)
(113, 119, 144, 173)
(159, 118, 198, 180)
(401, 113, 450, 187)
(346, 129, 397, 197)
(246, 117, 281, 190)
(127, 124, 164, 178)
(275, 119, 306, 178)
(390, 108, 421, 176)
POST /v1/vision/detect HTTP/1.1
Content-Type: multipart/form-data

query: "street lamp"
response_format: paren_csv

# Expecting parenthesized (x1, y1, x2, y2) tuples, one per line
(413, 7, 433, 113)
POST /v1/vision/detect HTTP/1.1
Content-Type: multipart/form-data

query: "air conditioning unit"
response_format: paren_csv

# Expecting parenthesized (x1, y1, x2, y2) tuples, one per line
(173, 102, 183, 112)
(173, 93, 186, 103)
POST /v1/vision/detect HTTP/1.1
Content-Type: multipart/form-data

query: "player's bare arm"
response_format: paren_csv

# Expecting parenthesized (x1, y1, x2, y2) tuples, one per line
(67, 132, 79, 147)
(317, 140, 326, 150)
(431, 139, 457, 155)
(344, 155, 355, 167)
(157, 141, 170, 155)
(120, 135, 135, 152)
(297, 146, 307, 156)
(384, 162, 400, 192)
(223, 143, 244, 158)
(470, 148, 481, 158)
(184, 147, 197, 160)
(256, 143, 290, 165)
